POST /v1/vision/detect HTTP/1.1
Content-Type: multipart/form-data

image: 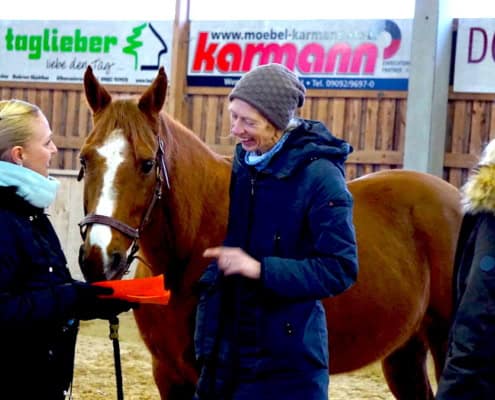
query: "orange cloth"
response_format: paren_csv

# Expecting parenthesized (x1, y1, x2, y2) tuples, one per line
(92, 274, 171, 305)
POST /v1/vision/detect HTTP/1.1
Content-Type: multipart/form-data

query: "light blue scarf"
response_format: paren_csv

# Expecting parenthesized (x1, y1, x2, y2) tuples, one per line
(0, 161, 59, 208)
(244, 132, 290, 171)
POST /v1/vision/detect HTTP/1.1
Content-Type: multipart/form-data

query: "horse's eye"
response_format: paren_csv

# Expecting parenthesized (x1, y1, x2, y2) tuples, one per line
(141, 159, 154, 174)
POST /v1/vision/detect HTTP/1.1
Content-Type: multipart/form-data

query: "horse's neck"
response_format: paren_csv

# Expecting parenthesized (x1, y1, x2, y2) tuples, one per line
(147, 115, 232, 289)
(168, 121, 232, 248)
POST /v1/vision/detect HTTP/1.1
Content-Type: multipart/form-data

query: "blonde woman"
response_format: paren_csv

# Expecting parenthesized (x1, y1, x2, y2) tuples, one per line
(0, 99, 134, 399)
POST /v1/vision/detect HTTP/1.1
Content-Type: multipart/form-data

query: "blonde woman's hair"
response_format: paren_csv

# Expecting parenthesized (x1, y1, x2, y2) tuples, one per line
(0, 99, 42, 161)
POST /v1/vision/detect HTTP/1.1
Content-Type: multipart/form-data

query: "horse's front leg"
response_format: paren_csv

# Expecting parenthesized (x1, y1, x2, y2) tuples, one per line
(134, 302, 199, 400)
(152, 356, 198, 400)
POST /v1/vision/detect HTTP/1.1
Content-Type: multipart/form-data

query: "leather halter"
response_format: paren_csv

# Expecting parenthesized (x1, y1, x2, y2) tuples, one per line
(78, 123, 171, 279)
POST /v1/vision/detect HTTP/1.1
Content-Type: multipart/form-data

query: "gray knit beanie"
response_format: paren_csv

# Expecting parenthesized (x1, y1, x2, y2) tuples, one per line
(229, 63, 306, 130)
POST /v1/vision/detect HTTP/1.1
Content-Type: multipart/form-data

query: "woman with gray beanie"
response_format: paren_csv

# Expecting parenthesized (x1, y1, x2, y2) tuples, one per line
(194, 63, 358, 400)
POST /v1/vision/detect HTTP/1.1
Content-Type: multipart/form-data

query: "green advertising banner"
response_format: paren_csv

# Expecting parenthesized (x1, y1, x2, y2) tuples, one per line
(0, 20, 173, 85)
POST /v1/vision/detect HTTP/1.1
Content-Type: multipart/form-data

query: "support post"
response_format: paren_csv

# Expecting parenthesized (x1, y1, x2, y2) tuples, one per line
(403, 0, 453, 177)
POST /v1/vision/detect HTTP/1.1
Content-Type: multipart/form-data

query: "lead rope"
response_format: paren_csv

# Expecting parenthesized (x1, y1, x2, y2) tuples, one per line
(109, 316, 124, 400)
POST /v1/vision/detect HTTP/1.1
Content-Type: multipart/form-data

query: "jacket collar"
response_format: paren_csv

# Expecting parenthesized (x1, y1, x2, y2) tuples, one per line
(0, 186, 44, 216)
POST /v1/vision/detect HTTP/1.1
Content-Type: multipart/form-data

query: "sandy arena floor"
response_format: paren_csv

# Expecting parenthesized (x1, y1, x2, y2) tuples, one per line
(72, 312, 435, 399)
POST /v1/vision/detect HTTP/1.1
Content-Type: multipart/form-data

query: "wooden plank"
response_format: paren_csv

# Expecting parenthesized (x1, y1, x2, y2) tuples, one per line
(344, 99, 361, 180)
(51, 91, 65, 169)
(204, 96, 219, 145)
(347, 150, 403, 165)
(47, 172, 84, 278)
(448, 100, 468, 188)
(26, 88, 37, 105)
(444, 153, 478, 169)
(299, 97, 313, 120)
(315, 98, 329, 125)
(187, 86, 408, 99)
(490, 102, 495, 142)
(363, 99, 379, 175)
(191, 95, 205, 141)
(345, 99, 362, 149)
(0, 80, 146, 93)
(168, 0, 191, 125)
(469, 101, 485, 156)
(329, 98, 346, 138)
(39, 90, 52, 122)
(64, 91, 78, 169)
(450, 101, 468, 152)
(380, 99, 396, 151)
(53, 136, 85, 149)
(449, 90, 495, 102)
(78, 91, 91, 146)
(395, 99, 407, 154)
(0, 88, 12, 98)
(11, 88, 25, 100)
(219, 98, 233, 146)
(207, 147, 403, 166)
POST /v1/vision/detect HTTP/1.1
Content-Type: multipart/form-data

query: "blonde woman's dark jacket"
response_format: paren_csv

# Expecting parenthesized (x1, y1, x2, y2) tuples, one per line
(436, 164, 495, 399)
(0, 186, 133, 399)
(0, 187, 79, 399)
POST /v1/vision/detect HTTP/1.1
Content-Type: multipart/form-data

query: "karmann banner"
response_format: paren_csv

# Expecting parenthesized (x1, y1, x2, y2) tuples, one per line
(188, 19, 412, 90)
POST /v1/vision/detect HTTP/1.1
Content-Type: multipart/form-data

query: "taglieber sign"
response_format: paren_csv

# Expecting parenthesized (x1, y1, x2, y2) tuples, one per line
(0, 20, 173, 85)
(454, 19, 495, 93)
(187, 19, 413, 90)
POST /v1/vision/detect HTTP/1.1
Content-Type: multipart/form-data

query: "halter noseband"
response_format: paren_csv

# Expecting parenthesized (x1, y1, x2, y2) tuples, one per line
(78, 130, 171, 279)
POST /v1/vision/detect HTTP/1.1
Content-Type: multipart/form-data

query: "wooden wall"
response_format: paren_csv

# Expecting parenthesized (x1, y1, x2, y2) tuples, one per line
(2, 81, 495, 189)
(47, 169, 85, 278)
(445, 92, 495, 188)
(4, 74, 493, 277)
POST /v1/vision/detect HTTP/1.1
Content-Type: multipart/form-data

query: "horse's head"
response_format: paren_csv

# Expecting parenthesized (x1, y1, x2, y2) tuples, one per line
(78, 66, 168, 282)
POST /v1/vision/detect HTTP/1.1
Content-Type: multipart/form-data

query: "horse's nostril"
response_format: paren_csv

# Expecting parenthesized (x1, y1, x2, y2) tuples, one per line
(78, 245, 85, 269)
(111, 252, 123, 271)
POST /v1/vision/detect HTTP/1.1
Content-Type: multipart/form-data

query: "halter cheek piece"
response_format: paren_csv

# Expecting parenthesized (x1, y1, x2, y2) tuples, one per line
(78, 132, 170, 278)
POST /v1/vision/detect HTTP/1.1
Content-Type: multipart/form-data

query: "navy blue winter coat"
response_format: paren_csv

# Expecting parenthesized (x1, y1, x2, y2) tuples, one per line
(0, 187, 79, 399)
(194, 119, 358, 400)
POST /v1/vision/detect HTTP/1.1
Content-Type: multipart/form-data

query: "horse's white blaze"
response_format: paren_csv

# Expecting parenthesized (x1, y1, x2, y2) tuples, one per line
(89, 130, 128, 265)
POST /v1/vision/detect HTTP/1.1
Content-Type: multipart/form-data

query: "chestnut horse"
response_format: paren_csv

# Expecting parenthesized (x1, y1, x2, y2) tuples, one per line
(78, 66, 462, 400)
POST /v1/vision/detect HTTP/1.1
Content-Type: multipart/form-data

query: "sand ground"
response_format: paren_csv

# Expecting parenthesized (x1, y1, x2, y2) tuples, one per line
(72, 313, 435, 399)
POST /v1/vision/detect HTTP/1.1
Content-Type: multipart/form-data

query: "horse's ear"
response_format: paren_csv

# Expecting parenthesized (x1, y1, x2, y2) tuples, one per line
(138, 67, 168, 117)
(83, 66, 112, 113)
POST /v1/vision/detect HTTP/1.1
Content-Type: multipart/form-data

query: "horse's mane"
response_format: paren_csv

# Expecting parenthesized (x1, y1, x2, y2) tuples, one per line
(160, 112, 232, 166)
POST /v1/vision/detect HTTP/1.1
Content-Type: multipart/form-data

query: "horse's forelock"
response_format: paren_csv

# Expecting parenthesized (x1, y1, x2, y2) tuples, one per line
(94, 99, 157, 159)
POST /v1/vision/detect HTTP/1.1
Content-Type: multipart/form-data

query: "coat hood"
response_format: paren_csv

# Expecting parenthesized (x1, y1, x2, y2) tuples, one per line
(234, 118, 353, 178)
(462, 164, 495, 214)
(462, 139, 495, 214)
